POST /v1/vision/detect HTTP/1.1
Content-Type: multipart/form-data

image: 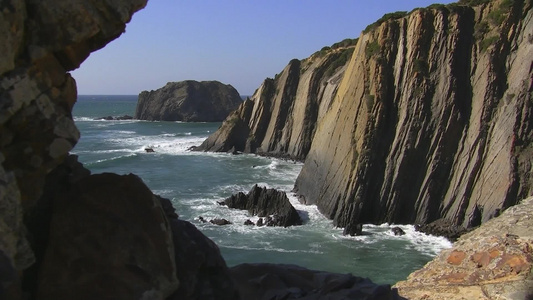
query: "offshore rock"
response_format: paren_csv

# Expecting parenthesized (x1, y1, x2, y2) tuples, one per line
(0, 0, 147, 298)
(196, 43, 356, 160)
(294, 0, 533, 234)
(395, 196, 533, 299)
(230, 263, 404, 300)
(135, 80, 243, 122)
(223, 184, 303, 227)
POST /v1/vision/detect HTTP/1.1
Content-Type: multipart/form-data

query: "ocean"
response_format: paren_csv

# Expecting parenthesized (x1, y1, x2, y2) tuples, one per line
(72, 95, 452, 284)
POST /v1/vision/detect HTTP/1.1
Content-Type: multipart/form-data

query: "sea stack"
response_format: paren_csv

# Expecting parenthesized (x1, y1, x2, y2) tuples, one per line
(135, 80, 242, 122)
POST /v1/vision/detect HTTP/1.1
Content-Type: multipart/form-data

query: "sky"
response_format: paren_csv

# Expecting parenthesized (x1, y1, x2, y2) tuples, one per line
(72, 0, 456, 96)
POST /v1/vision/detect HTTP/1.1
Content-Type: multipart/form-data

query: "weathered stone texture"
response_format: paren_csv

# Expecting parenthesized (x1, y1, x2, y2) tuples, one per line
(196, 47, 353, 160)
(295, 0, 533, 234)
(395, 196, 533, 299)
(0, 0, 147, 298)
(135, 80, 243, 122)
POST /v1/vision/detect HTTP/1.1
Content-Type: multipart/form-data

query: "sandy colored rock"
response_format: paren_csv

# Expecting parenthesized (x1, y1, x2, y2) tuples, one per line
(395, 196, 533, 299)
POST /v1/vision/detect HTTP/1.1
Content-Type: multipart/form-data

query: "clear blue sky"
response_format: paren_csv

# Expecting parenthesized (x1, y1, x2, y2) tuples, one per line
(72, 0, 455, 96)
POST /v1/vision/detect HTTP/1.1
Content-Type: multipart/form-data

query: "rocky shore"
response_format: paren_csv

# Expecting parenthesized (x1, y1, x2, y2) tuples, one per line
(1, 0, 532, 299)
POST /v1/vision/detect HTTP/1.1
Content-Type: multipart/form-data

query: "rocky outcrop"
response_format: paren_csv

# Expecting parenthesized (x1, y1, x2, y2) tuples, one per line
(135, 80, 243, 122)
(36, 173, 179, 300)
(293, 0, 533, 234)
(195, 43, 356, 160)
(222, 184, 303, 227)
(395, 196, 533, 299)
(0, 1, 147, 298)
(230, 263, 404, 300)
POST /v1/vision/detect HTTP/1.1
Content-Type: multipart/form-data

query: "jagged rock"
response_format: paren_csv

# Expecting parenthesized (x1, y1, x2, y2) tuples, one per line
(230, 263, 404, 300)
(223, 184, 302, 227)
(415, 219, 470, 242)
(293, 1, 533, 235)
(244, 219, 254, 226)
(94, 115, 134, 120)
(395, 196, 533, 300)
(135, 80, 242, 122)
(195, 47, 353, 160)
(36, 173, 179, 300)
(391, 227, 405, 236)
(210, 218, 232, 226)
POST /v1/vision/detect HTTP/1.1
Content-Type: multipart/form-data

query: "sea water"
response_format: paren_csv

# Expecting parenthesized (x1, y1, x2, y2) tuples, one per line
(72, 95, 452, 284)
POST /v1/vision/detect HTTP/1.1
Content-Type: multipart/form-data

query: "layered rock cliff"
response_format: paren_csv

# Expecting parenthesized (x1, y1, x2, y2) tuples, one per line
(196, 42, 356, 160)
(296, 0, 533, 235)
(200, 0, 533, 235)
(135, 80, 242, 122)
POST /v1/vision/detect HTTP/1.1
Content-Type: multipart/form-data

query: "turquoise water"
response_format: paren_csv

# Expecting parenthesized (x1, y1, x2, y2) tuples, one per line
(72, 95, 452, 284)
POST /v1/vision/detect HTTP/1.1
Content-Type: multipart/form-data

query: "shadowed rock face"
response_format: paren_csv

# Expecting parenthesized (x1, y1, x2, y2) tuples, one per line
(135, 80, 243, 122)
(0, 0, 147, 298)
(296, 1, 533, 235)
(223, 184, 303, 227)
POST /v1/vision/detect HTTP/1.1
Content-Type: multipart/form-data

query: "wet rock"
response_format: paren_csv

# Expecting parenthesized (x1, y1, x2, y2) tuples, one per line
(415, 219, 469, 242)
(343, 223, 363, 236)
(392, 227, 406, 236)
(244, 219, 254, 226)
(210, 218, 232, 226)
(223, 184, 302, 227)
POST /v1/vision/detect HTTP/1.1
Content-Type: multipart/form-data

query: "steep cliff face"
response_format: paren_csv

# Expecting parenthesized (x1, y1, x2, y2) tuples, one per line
(295, 0, 533, 234)
(135, 80, 242, 122)
(196, 44, 355, 160)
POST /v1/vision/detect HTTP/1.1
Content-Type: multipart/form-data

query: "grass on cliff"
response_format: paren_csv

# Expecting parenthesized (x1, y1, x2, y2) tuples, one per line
(363, 11, 408, 33)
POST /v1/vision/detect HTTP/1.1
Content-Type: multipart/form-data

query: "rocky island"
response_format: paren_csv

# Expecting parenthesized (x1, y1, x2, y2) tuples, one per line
(0, 0, 532, 299)
(135, 80, 242, 122)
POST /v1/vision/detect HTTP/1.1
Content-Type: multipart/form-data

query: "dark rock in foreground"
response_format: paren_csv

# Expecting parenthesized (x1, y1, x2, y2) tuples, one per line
(135, 80, 242, 122)
(223, 184, 302, 227)
(230, 263, 404, 300)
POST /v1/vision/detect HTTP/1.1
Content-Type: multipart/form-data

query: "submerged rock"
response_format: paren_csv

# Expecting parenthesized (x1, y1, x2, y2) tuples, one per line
(223, 184, 302, 227)
(135, 80, 242, 122)
(391, 227, 406, 236)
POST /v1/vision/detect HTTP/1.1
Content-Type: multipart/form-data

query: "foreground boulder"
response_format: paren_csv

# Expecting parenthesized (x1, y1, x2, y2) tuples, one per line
(135, 80, 243, 122)
(223, 184, 303, 227)
(230, 263, 403, 300)
(395, 196, 533, 299)
(36, 173, 179, 300)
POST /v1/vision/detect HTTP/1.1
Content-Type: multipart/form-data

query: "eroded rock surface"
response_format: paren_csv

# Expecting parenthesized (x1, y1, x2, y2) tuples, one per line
(223, 184, 303, 227)
(395, 196, 533, 299)
(135, 80, 242, 122)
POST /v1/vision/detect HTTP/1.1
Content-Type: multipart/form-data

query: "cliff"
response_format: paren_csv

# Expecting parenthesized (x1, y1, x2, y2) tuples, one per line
(296, 0, 533, 235)
(195, 42, 356, 160)
(395, 196, 533, 299)
(200, 0, 533, 235)
(135, 80, 242, 122)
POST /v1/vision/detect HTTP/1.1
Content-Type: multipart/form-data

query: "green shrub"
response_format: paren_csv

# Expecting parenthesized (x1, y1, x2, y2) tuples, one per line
(488, 9, 506, 25)
(474, 21, 490, 39)
(365, 94, 375, 112)
(324, 48, 354, 78)
(331, 38, 358, 49)
(458, 0, 491, 6)
(480, 35, 499, 52)
(363, 11, 408, 33)
(365, 40, 380, 58)
(499, 0, 514, 10)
